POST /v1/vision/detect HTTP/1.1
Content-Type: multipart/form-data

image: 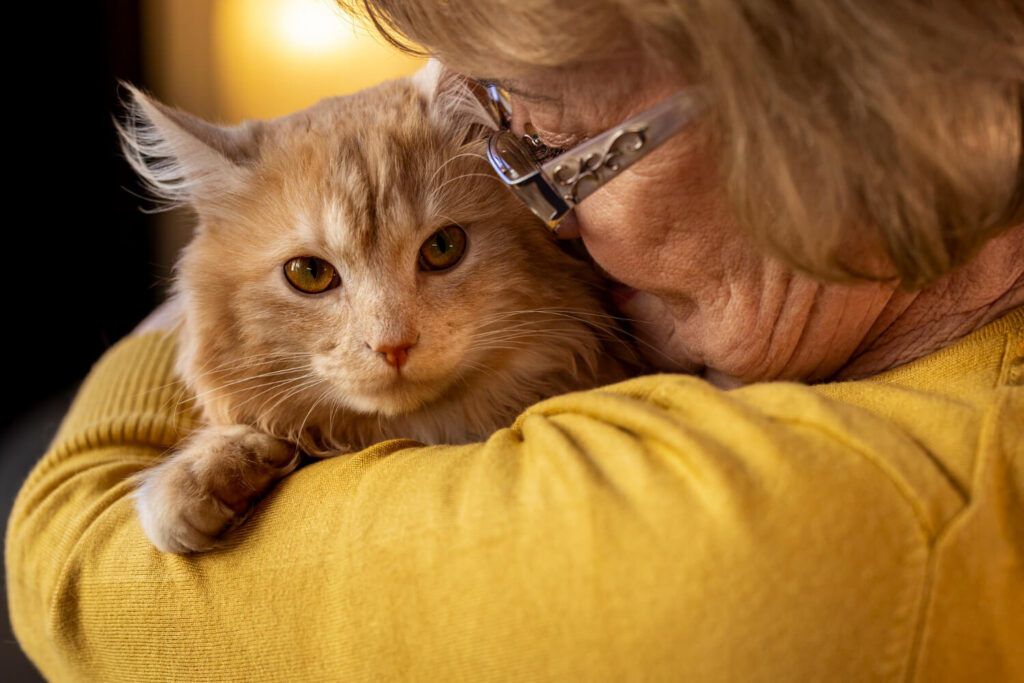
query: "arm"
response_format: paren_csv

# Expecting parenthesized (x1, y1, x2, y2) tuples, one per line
(5, 330, 966, 681)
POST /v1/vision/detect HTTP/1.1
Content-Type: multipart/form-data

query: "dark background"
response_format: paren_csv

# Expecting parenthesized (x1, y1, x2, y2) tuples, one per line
(3, 3, 157, 679)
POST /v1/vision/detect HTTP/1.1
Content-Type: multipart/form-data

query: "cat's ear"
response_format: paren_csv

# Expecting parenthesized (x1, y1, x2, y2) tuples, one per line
(413, 59, 497, 143)
(116, 83, 263, 209)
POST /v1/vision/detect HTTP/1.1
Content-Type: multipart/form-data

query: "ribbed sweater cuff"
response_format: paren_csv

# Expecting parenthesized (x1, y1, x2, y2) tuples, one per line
(46, 331, 192, 465)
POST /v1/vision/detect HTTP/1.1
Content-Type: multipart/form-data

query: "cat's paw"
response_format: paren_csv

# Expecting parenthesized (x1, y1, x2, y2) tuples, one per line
(134, 425, 299, 554)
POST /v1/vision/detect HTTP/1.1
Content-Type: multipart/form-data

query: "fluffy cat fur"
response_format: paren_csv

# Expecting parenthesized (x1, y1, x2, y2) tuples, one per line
(119, 63, 633, 554)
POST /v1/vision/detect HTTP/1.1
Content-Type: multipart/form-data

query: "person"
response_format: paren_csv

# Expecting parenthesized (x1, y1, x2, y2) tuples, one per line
(7, 0, 1023, 680)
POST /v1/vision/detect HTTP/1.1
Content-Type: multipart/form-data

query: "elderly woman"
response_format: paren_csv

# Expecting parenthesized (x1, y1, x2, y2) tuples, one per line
(7, 0, 1022, 681)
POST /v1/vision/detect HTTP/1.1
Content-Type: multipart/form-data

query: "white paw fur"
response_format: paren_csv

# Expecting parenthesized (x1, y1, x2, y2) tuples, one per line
(135, 425, 299, 554)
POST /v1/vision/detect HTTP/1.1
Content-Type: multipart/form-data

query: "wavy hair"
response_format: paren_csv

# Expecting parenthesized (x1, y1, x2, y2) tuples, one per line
(341, 0, 1024, 286)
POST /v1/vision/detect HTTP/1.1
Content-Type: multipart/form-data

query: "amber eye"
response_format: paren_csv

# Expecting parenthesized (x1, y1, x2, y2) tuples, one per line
(418, 225, 467, 271)
(284, 257, 340, 293)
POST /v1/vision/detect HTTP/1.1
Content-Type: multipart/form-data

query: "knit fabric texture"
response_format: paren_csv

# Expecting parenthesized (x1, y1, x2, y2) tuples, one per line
(6, 308, 1023, 682)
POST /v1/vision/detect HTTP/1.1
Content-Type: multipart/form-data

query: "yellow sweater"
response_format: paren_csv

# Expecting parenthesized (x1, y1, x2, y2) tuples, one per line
(6, 309, 1023, 682)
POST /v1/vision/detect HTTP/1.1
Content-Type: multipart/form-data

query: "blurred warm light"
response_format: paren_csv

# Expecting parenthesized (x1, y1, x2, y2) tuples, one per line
(275, 0, 357, 53)
(212, 0, 424, 122)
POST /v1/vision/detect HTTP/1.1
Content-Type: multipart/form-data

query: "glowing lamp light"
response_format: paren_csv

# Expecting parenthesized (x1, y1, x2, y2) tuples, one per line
(275, 0, 357, 53)
(212, 0, 424, 122)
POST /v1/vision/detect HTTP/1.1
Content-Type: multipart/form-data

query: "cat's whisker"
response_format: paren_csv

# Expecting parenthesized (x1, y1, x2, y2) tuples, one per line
(466, 342, 539, 355)
(513, 309, 667, 351)
(469, 324, 621, 349)
(468, 334, 599, 355)
(470, 322, 606, 343)
(458, 360, 503, 382)
(428, 151, 488, 184)
(471, 323, 602, 340)
(184, 382, 310, 420)
(181, 350, 313, 414)
(184, 373, 310, 408)
(475, 306, 630, 326)
(256, 378, 324, 423)
(177, 353, 313, 404)
(187, 366, 309, 403)
(231, 375, 318, 413)
(471, 314, 582, 332)
(182, 358, 311, 401)
(431, 211, 472, 230)
(327, 391, 339, 441)
(202, 350, 312, 365)
(466, 324, 645, 374)
(432, 172, 505, 196)
(178, 365, 306, 402)
(467, 305, 661, 364)
(136, 378, 194, 416)
(180, 364, 310, 402)
(139, 376, 188, 398)
(294, 387, 334, 455)
(189, 352, 312, 379)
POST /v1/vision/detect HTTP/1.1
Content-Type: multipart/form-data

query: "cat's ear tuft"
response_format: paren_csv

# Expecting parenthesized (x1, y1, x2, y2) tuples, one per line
(413, 59, 497, 142)
(115, 82, 263, 210)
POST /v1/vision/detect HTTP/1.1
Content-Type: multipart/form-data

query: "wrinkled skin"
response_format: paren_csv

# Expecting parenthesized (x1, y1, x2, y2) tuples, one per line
(464, 54, 1024, 385)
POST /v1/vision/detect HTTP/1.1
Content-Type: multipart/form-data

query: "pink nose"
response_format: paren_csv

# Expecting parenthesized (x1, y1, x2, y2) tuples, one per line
(374, 341, 415, 369)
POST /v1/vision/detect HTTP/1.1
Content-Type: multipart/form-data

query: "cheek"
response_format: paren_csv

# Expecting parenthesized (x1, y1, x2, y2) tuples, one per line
(574, 159, 689, 292)
(573, 128, 733, 293)
(575, 188, 652, 287)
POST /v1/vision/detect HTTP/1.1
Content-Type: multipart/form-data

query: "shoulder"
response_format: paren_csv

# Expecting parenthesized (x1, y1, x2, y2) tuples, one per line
(8, 315, 1021, 681)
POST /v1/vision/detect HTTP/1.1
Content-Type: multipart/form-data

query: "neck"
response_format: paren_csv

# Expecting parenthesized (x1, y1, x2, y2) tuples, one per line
(836, 225, 1024, 380)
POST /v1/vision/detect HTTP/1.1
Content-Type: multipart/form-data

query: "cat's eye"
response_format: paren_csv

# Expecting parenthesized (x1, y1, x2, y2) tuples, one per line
(418, 225, 467, 271)
(284, 256, 340, 293)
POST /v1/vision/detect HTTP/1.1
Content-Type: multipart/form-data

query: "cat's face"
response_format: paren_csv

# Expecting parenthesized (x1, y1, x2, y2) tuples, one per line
(122, 67, 617, 445)
(181, 88, 571, 417)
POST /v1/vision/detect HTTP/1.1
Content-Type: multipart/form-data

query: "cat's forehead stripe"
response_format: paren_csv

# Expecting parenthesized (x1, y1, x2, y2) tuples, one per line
(330, 122, 435, 254)
(271, 85, 464, 262)
(335, 143, 381, 252)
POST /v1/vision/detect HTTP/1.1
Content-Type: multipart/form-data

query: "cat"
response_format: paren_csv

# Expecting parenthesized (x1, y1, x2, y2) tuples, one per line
(118, 62, 635, 554)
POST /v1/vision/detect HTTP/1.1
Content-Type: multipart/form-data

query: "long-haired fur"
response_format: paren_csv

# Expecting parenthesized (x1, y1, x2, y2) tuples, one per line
(122, 65, 635, 552)
(120, 64, 638, 552)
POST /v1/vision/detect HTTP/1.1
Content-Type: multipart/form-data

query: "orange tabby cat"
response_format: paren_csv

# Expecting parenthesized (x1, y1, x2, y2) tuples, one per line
(119, 63, 633, 554)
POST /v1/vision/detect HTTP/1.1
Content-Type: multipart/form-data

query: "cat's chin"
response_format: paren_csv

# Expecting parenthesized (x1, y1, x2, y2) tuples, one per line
(338, 378, 451, 418)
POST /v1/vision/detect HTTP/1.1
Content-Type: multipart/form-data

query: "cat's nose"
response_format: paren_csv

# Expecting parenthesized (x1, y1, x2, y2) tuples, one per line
(373, 340, 416, 370)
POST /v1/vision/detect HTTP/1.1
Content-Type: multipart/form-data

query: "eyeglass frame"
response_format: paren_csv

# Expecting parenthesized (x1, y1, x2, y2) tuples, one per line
(483, 83, 705, 232)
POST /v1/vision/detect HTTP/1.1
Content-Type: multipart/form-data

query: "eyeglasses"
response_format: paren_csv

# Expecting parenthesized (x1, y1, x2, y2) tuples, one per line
(483, 84, 705, 232)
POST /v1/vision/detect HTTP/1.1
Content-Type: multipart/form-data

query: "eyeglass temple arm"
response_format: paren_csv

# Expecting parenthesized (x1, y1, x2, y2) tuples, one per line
(538, 88, 705, 207)
(484, 84, 512, 128)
